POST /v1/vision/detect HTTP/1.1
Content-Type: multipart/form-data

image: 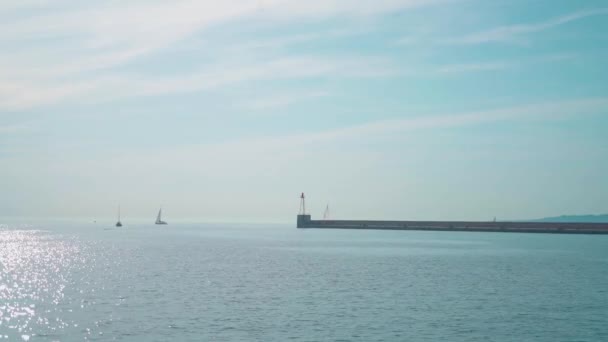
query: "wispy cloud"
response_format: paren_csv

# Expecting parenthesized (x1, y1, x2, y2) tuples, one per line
(262, 0, 447, 18)
(433, 53, 578, 75)
(243, 90, 330, 111)
(224, 27, 371, 54)
(299, 97, 608, 144)
(446, 8, 608, 45)
(0, 1, 264, 77)
(1, 0, 440, 77)
(435, 61, 512, 74)
(0, 56, 394, 111)
(0, 0, 433, 111)
(186, 97, 608, 152)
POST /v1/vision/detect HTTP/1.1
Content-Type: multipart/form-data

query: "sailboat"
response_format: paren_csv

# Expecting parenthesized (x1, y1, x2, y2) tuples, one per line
(155, 208, 167, 225)
(323, 203, 330, 220)
(116, 205, 123, 227)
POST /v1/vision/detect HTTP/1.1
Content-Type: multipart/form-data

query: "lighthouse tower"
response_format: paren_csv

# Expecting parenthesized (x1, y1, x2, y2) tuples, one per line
(297, 192, 311, 228)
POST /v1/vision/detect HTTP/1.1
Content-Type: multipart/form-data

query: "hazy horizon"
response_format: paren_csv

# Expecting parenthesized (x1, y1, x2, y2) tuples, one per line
(2, 0, 607, 222)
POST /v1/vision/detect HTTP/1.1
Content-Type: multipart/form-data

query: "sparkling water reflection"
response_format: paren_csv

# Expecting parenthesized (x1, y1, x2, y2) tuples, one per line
(0, 224, 122, 341)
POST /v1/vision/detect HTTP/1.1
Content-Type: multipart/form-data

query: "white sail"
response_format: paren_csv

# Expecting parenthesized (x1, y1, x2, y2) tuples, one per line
(155, 207, 167, 225)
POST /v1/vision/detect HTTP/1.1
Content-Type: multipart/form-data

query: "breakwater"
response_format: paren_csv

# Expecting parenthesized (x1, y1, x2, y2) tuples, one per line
(297, 215, 608, 234)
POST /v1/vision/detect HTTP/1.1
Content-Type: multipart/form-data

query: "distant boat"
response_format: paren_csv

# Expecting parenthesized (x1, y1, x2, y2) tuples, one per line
(323, 204, 330, 220)
(116, 205, 123, 227)
(155, 208, 167, 225)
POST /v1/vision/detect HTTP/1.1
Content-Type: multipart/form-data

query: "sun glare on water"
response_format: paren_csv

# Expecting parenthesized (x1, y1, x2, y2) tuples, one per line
(0, 225, 104, 340)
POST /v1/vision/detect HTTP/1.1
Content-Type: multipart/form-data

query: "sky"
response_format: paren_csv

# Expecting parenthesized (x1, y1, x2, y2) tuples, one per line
(1, 0, 607, 223)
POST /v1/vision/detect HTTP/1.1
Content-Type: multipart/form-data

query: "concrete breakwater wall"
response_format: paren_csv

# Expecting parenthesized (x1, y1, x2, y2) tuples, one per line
(296, 215, 608, 234)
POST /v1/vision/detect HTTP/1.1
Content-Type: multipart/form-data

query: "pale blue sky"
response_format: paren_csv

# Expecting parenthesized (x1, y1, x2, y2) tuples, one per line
(1, 0, 607, 222)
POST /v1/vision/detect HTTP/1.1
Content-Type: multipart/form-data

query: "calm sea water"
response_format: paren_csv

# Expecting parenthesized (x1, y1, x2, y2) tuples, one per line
(1, 220, 607, 341)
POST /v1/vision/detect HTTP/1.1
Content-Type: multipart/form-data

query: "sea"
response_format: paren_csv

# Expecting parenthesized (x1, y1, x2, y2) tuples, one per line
(1, 220, 607, 342)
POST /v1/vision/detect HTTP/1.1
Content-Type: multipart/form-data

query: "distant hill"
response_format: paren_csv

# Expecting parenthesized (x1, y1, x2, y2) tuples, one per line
(529, 214, 608, 223)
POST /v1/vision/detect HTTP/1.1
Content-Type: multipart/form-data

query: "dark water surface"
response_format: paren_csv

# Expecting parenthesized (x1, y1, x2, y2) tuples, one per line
(1, 221, 607, 341)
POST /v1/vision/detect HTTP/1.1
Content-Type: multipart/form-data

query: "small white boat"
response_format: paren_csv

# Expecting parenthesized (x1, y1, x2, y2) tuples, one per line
(116, 205, 123, 227)
(155, 208, 167, 225)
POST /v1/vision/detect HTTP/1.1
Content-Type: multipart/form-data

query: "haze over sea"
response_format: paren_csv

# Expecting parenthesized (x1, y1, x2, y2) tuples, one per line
(3, 1, 608, 340)
(1, 220, 607, 341)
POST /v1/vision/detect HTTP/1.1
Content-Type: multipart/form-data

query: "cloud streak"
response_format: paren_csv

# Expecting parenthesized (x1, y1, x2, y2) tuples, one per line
(433, 53, 578, 75)
(243, 90, 331, 111)
(447, 8, 608, 45)
(0, 55, 394, 111)
(1, 0, 440, 76)
(170, 97, 608, 154)
(0, 0, 433, 111)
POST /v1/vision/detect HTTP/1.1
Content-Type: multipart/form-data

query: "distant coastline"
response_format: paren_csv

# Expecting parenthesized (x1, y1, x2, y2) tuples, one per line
(527, 214, 608, 223)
